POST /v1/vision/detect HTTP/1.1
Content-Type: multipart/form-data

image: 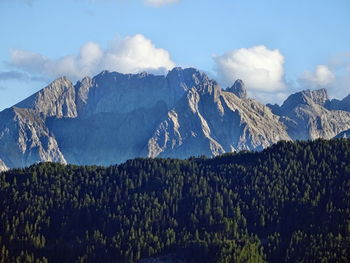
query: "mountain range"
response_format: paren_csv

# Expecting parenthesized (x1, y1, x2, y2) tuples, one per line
(1, 67, 350, 171)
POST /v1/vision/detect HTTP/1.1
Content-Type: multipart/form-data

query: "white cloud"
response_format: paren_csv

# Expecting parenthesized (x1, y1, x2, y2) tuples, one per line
(297, 60, 350, 100)
(299, 65, 335, 88)
(101, 34, 175, 74)
(143, 0, 179, 7)
(10, 34, 175, 81)
(214, 45, 286, 92)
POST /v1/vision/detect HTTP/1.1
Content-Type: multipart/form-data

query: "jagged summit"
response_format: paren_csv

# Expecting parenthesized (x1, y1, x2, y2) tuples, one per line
(298, 88, 329, 106)
(15, 76, 77, 118)
(167, 67, 214, 91)
(267, 88, 350, 140)
(226, 79, 247, 99)
(0, 67, 350, 169)
(280, 88, 329, 110)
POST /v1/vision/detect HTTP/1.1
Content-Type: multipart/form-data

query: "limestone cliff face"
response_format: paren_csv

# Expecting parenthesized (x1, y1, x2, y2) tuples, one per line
(74, 67, 196, 117)
(0, 159, 8, 172)
(47, 101, 168, 165)
(0, 68, 199, 168)
(0, 68, 349, 169)
(147, 81, 290, 158)
(15, 77, 77, 118)
(268, 89, 350, 140)
(0, 107, 66, 168)
(226, 79, 247, 99)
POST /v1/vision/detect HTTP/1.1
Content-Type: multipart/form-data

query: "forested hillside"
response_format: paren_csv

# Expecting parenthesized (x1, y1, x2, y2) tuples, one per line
(1, 139, 350, 263)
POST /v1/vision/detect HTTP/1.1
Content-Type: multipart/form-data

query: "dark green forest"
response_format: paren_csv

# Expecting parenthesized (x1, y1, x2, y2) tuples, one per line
(1, 139, 350, 263)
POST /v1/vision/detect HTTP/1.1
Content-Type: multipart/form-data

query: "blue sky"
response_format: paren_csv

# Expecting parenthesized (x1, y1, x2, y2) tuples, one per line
(1, 0, 350, 109)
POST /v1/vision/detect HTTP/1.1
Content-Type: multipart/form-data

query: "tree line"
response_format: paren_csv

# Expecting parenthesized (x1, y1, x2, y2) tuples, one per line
(1, 139, 350, 262)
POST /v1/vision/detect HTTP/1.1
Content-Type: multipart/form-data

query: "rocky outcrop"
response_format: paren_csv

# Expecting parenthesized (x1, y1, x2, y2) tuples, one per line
(268, 89, 350, 140)
(15, 77, 77, 118)
(0, 68, 205, 168)
(0, 159, 8, 172)
(147, 80, 290, 158)
(226, 79, 247, 99)
(0, 68, 350, 169)
(0, 107, 66, 168)
(74, 68, 195, 117)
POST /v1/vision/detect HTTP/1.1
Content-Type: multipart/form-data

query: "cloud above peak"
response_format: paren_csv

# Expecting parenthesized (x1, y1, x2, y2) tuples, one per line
(143, 0, 179, 7)
(102, 34, 175, 74)
(299, 65, 335, 88)
(10, 34, 175, 81)
(214, 45, 286, 92)
(297, 61, 350, 100)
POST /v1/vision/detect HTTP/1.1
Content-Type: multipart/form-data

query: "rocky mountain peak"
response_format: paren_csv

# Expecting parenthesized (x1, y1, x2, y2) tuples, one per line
(303, 88, 329, 105)
(75, 76, 93, 112)
(15, 76, 77, 118)
(267, 87, 350, 141)
(280, 88, 329, 111)
(1, 67, 350, 169)
(165, 67, 220, 105)
(167, 67, 211, 90)
(226, 79, 247, 98)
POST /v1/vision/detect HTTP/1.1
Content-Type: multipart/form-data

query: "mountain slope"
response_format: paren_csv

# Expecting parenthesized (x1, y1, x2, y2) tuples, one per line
(268, 89, 350, 140)
(0, 107, 66, 168)
(0, 68, 350, 169)
(147, 83, 290, 158)
(15, 77, 78, 118)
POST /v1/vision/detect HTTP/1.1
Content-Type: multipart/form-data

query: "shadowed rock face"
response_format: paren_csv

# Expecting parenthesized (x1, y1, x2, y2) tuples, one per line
(0, 68, 350, 169)
(326, 94, 350, 112)
(335, 129, 350, 139)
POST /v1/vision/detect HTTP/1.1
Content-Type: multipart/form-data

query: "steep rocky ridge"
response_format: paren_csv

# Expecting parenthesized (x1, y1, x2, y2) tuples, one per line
(0, 68, 213, 168)
(146, 81, 291, 158)
(74, 67, 203, 117)
(15, 77, 77, 118)
(226, 79, 247, 98)
(0, 107, 66, 168)
(268, 89, 350, 140)
(0, 68, 350, 169)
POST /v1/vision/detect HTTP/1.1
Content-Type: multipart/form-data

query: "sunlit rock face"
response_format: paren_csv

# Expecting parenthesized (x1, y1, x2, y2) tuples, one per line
(0, 159, 8, 172)
(0, 67, 350, 169)
(268, 89, 350, 140)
